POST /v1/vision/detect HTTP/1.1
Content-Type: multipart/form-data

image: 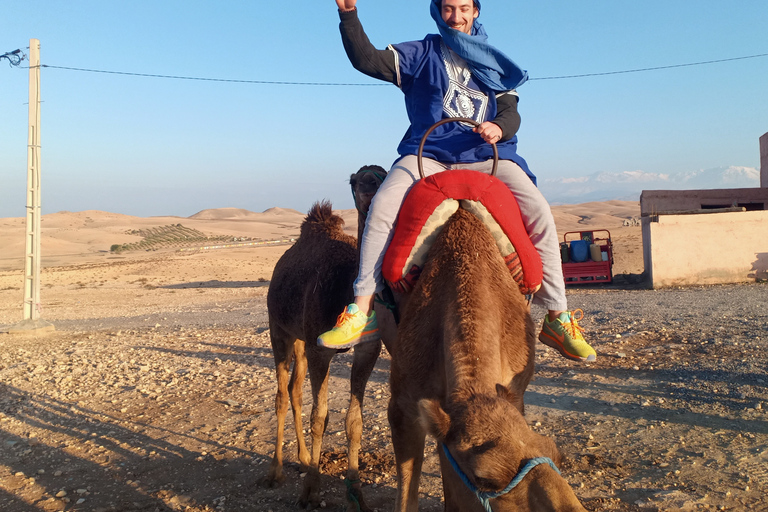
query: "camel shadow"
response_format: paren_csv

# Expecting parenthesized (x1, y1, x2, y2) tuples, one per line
(49, 307, 269, 331)
(1, 380, 428, 511)
(0, 383, 271, 511)
(162, 280, 270, 289)
(527, 366, 768, 435)
(0, 488, 40, 512)
(564, 271, 650, 290)
(143, 343, 277, 370)
(140, 340, 392, 385)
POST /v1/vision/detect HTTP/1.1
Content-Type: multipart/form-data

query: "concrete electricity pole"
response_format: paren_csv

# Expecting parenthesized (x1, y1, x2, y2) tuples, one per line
(10, 39, 54, 334)
(760, 132, 767, 188)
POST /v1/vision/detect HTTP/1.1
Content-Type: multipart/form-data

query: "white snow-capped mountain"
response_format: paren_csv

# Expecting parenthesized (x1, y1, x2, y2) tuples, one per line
(539, 166, 760, 205)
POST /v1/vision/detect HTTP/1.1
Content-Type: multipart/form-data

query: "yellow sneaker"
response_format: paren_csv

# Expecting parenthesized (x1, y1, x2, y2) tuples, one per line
(539, 309, 597, 362)
(317, 304, 378, 349)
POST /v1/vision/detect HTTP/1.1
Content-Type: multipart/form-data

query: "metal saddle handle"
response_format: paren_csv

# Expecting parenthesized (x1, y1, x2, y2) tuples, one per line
(416, 117, 499, 179)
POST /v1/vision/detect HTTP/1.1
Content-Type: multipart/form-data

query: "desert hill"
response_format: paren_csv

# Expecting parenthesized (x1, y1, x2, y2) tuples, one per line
(0, 201, 642, 274)
(188, 207, 304, 221)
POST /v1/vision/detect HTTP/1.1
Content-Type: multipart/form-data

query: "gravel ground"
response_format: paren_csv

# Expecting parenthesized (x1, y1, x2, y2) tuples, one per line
(1, 280, 767, 512)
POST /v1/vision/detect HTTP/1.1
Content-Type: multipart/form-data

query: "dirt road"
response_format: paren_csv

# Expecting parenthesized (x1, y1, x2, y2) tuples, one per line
(1, 251, 767, 511)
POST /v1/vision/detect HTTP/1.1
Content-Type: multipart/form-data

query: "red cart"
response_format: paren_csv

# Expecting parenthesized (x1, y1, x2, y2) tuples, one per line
(561, 230, 613, 285)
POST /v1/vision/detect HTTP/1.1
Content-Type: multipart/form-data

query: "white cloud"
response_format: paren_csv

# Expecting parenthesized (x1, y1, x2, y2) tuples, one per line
(539, 166, 760, 205)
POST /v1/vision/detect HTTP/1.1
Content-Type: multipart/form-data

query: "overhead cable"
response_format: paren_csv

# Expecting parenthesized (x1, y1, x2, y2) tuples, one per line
(531, 52, 768, 81)
(39, 65, 386, 86)
(18, 51, 768, 86)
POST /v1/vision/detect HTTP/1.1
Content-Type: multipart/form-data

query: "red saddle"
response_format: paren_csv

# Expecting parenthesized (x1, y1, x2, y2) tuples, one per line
(382, 169, 543, 295)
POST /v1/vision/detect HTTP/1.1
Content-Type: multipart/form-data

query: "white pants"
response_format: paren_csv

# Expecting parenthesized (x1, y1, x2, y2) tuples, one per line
(354, 155, 568, 311)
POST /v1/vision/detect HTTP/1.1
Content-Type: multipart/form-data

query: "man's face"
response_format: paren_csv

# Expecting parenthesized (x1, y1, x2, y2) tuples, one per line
(441, 0, 479, 35)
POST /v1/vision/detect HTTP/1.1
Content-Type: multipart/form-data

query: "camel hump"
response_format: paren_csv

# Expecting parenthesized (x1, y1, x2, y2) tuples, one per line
(306, 200, 335, 224)
(301, 200, 350, 242)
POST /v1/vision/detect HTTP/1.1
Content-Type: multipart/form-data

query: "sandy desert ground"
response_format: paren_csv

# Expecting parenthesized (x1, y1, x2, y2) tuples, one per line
(1, 202, 767, 512)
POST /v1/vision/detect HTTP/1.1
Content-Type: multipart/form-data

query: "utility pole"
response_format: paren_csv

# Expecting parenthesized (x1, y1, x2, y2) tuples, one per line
(10, 39, 54, 334)
(760, 132, 767, 188)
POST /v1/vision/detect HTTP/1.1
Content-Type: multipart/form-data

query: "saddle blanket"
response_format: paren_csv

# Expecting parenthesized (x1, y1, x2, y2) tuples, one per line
(382, 169, 543, 295)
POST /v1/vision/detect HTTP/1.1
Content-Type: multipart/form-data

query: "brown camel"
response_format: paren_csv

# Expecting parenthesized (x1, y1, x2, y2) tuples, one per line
(388, 207, 586, 512)
(265, 199, 381, 510)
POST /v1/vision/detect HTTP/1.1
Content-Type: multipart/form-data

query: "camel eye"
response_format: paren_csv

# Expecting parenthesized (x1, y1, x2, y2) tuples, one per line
(469, 439, 498, 455)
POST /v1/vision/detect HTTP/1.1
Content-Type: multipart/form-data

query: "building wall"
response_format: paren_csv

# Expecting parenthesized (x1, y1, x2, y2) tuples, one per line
(640, 188, 768, 215)
(761, 132, 768, 188)
(642, 210, 768, 288)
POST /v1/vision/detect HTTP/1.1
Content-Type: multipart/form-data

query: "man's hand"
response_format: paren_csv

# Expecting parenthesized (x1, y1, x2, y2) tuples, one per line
(473, 122, 503, 144)
(336, 0, 356, 12)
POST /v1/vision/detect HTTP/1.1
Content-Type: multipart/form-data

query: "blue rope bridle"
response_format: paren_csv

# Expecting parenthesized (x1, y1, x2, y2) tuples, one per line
(441, 443, 560, 512)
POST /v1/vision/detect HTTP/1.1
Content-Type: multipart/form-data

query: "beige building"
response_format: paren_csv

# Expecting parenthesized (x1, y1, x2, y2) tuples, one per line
(641, 132, 768, 288)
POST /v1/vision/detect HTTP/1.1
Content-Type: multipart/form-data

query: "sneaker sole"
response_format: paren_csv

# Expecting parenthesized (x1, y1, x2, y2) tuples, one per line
(539, 332, 596, 362)
(318, 328, 379, 350)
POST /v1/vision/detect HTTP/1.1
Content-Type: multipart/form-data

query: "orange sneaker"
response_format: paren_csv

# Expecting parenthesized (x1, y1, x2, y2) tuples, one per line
(539, 309, 596, 362)
(317, 304, 378, 349)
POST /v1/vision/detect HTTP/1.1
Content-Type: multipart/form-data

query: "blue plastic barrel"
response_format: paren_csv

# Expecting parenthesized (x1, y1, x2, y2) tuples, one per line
(569, 240, 589, 263)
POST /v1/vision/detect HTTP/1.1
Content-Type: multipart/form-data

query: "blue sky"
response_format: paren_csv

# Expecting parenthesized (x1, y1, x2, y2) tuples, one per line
(1, 1, 766, 218)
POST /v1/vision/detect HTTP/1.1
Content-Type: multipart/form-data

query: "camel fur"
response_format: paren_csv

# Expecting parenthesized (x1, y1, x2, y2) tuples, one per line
(265, 200, 381, 510)
(388, 207, 586, 512)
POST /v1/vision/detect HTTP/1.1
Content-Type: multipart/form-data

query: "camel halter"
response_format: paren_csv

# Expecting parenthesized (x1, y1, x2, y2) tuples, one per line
(441, 443, 560, 512)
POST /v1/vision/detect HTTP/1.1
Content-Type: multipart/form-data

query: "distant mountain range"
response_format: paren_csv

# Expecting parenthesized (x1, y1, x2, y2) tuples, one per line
(539, 166, 760, 205)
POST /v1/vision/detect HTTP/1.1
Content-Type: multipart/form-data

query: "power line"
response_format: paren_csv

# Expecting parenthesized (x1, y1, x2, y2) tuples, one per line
(39, 65, 387, 86)
(530, 52, 768, 81)
(14, 50, 767, 86)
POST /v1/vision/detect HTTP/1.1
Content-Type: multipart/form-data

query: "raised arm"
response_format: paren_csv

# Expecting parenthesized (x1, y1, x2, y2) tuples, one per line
(336, 2, 398, 84)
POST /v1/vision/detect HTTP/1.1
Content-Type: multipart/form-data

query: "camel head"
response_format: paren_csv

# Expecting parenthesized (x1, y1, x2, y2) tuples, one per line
(419, 386, 587, 512)
(350, 165, 387, 216)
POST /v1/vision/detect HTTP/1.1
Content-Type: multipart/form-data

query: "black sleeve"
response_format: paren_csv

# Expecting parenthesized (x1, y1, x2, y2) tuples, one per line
(339, 9, 398, 84)
(493, 93, 522, 142)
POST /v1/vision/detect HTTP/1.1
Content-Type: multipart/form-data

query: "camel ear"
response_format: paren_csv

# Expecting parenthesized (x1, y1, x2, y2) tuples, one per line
(349, 173, 358, 186)
(418, 399, 451, 441)
(496, 383, 519, 404)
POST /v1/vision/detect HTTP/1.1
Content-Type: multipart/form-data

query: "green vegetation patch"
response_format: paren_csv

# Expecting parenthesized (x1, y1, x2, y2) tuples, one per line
(110, 224, 248, 253)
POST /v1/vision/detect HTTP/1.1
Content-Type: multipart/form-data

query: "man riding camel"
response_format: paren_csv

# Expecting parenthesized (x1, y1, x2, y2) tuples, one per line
(318, 0, 597, 363)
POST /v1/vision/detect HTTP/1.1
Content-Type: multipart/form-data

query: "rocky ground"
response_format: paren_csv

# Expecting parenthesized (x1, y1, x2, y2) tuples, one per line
(1, 249, 767, 512)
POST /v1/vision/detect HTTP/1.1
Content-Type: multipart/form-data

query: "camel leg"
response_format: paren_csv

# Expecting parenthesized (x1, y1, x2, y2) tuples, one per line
(288, 339, 311, 469)
(264, 323, 295, 487)
(299, 348, 334, 508)
(374, 301, 399, 354)
(438, 449, 479, 512)
(345, 340, 382, 512)
(388, 398, 426, 512)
